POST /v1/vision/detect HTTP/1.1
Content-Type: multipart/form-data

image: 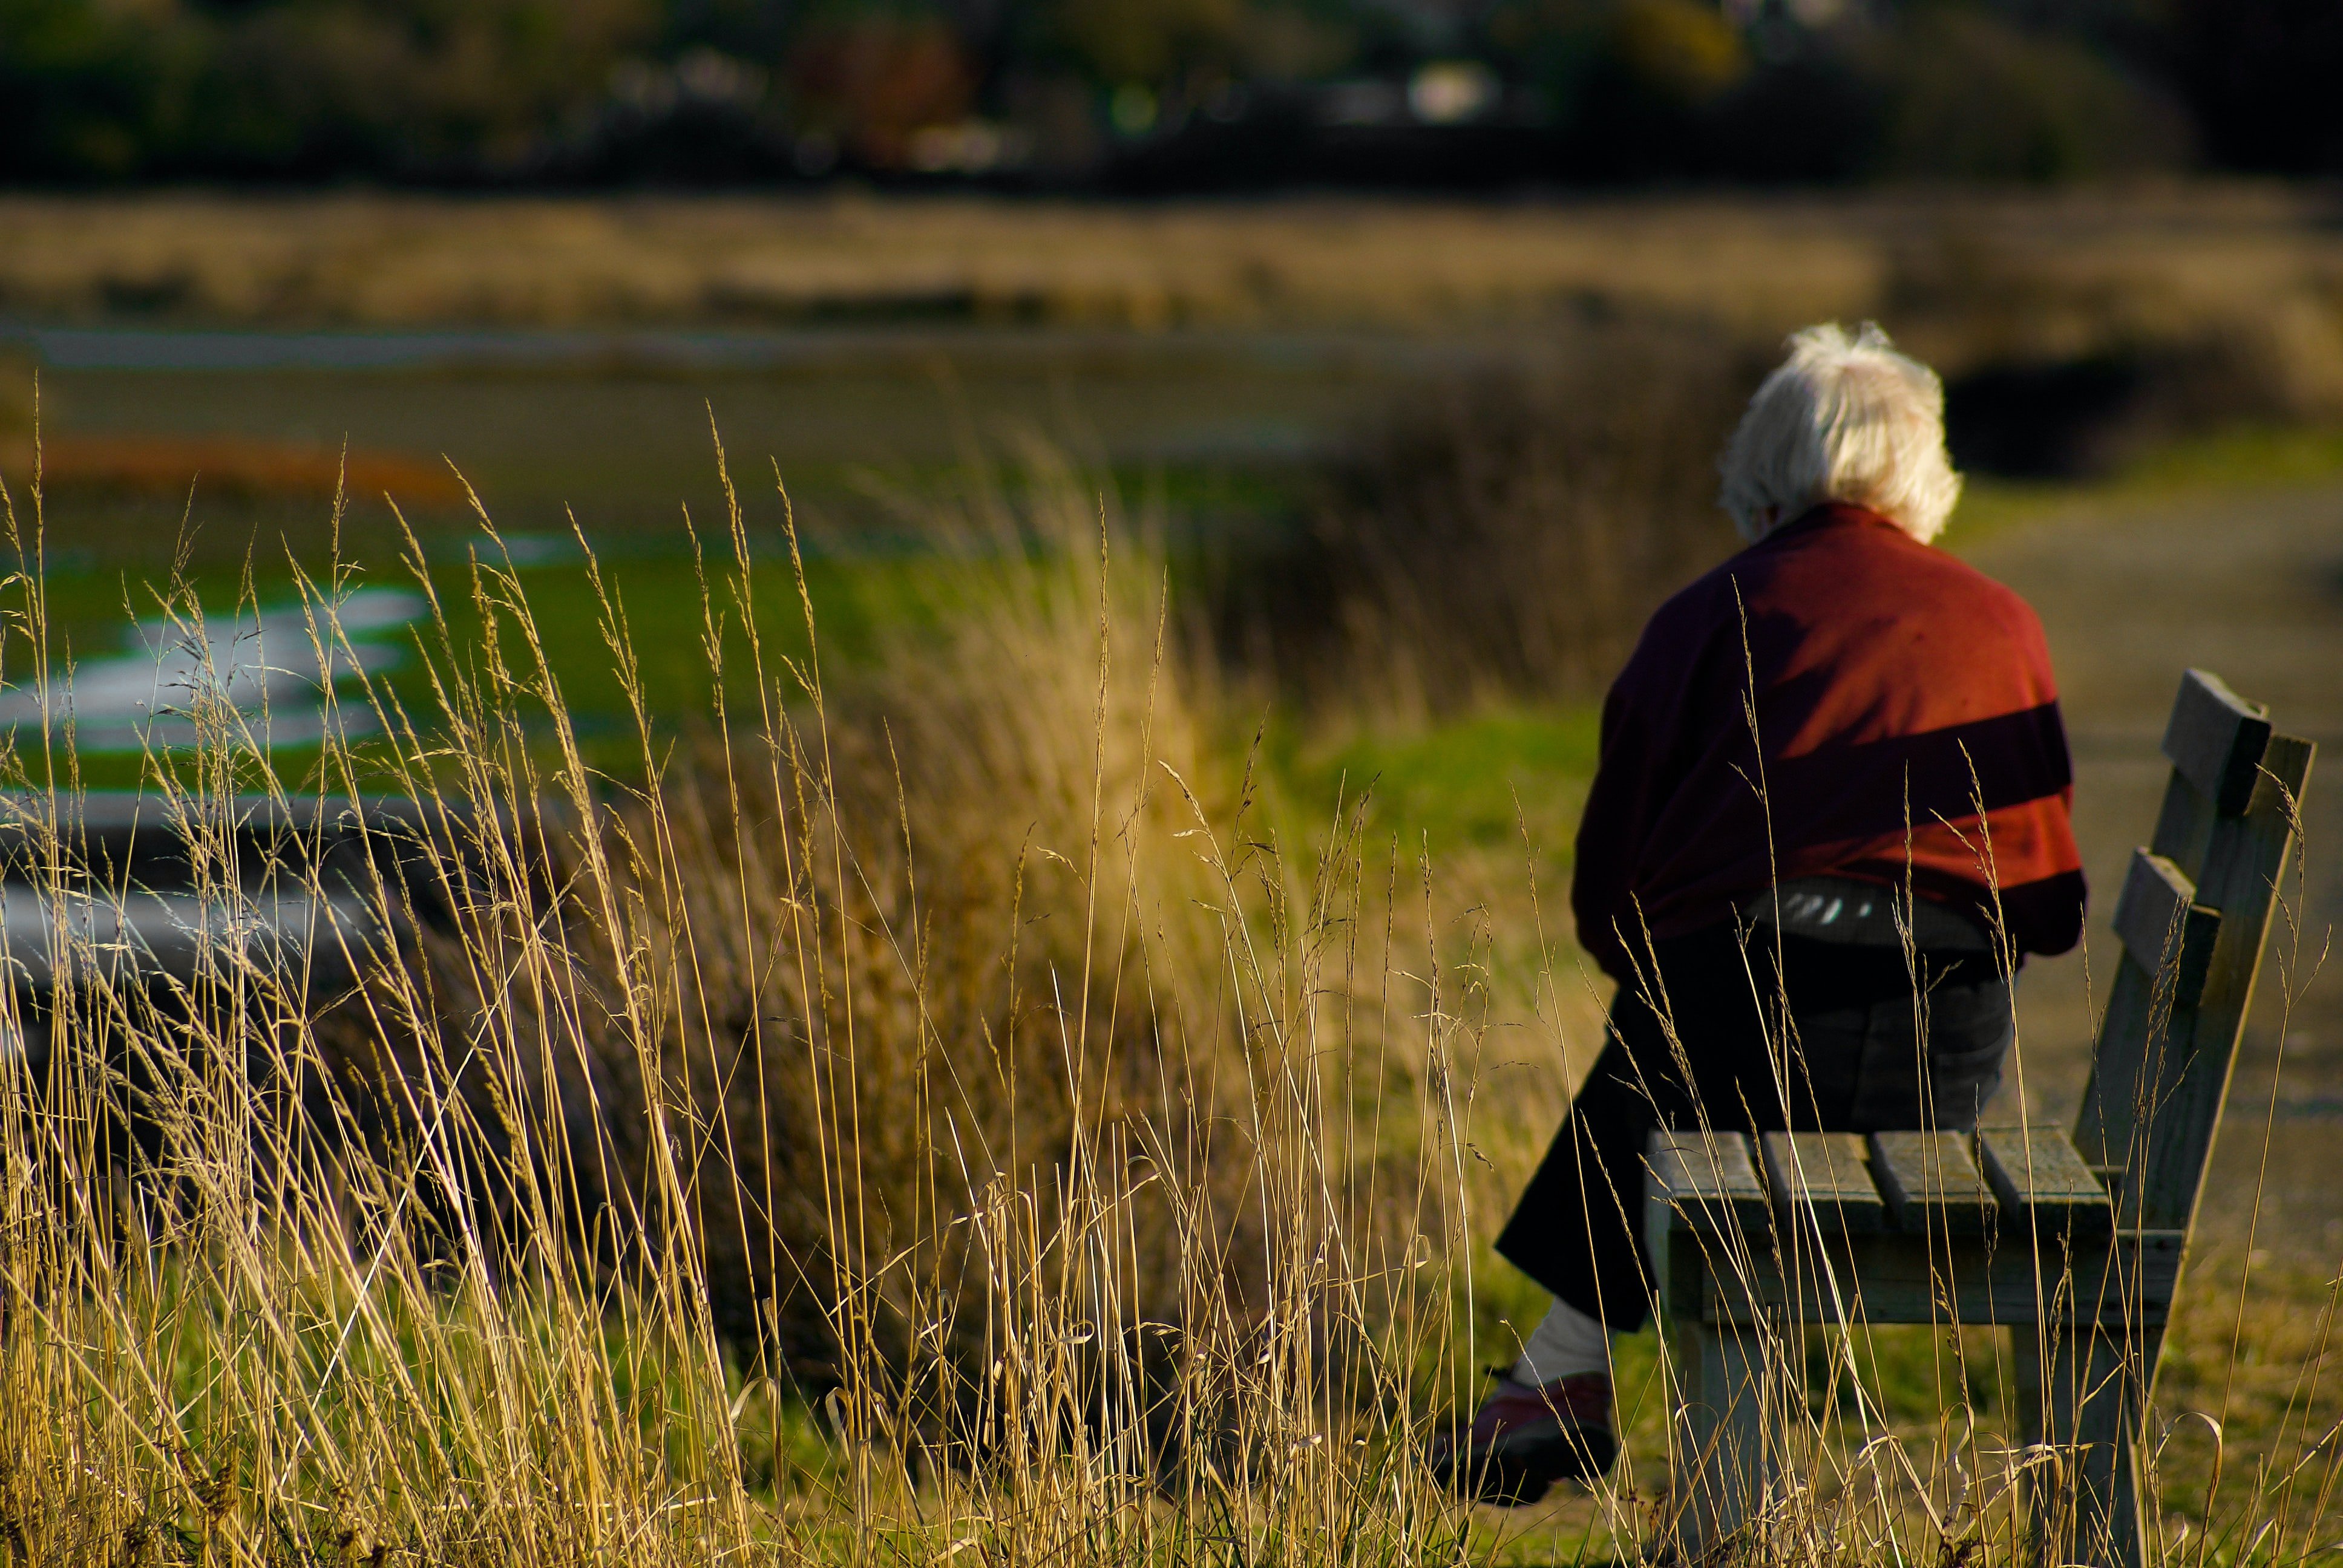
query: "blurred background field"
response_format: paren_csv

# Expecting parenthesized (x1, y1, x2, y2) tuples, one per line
(4, 188, 2341, 1264)
(7, 186, 2343, 757)
(4, 0, 2342, 1558)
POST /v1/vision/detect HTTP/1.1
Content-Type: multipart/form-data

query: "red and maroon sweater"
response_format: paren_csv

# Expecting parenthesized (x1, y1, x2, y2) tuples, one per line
(1571, 502, 2085, 983)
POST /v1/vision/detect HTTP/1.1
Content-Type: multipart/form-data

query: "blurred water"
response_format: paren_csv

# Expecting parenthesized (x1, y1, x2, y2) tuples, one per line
(7, 322, 1432, 557)
(0, 587, 423, 751)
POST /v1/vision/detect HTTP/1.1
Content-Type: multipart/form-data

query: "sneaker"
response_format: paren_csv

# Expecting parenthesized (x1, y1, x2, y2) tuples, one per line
(1426, 1368, 1616, 1506)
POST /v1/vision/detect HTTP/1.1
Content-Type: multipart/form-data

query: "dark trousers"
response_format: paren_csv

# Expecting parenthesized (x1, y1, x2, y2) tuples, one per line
(1493, 923, 2013, 1333)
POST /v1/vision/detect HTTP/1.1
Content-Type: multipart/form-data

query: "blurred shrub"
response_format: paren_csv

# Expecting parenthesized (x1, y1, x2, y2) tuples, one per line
(0, 0, 197, 179)
(1884, 229, 2343, 476)
(0, 0, 656, 180)
(1562, 0, 1749, 179)
(1608, 0, 1743, 102)
(197, 0, 658, 177)
(1696, 51, 1884, 183)
(1486, 0, 2187, 185)
(1208, 320, 1755, 710)
(1046, 0, 1249, 90)
(1866, 5, 2191, 181)
(385, 465, 1260, 1373)
(2175, 0, 2343, 175)
(786, 15, 975, 171)
(1485, 0, 1750, 181)
(1944, 312, 2343, 477)
(0, 0, 2328, 186)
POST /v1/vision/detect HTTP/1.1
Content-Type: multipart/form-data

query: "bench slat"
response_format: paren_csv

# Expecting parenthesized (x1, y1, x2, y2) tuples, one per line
(2161, 668, 2271, 818)
(1869, 1131, 1995, 1235)
(1761, 1131, 1885, 1234)
(2110, 849, 2222, 1007)
(2078, 731, 2316, 1223)
(1650, 1131, 1769, 1236)
(2141, 732, 2313, 1229)
(1978, 1126, 2114, 1237)
(1700, 1229, 2183, 1328)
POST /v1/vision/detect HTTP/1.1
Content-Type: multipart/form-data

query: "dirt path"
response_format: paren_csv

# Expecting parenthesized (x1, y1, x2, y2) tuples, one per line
(1967, 483, 2343, 1260)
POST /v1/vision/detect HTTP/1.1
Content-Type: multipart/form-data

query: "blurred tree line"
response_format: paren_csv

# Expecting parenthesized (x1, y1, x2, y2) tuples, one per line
(1, 0, 2336, 186)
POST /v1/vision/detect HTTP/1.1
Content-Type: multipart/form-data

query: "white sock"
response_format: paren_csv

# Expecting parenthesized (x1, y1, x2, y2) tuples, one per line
(1511, 1298, 1612, 1386)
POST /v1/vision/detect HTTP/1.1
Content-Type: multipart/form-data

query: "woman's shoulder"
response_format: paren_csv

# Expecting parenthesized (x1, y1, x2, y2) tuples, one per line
(1780, 509, 2047, 630)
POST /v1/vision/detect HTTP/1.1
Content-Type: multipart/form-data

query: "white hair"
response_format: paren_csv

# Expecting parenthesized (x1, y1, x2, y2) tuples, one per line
(1718, 322, 1964, 545)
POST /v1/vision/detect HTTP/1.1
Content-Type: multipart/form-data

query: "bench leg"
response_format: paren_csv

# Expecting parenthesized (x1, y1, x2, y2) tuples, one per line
(1669, 1311, 1774, 1559)
(2016, 1324, 2149, 1568)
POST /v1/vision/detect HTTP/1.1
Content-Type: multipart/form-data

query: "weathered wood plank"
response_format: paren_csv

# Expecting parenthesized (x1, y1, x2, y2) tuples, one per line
(1669, 1319, 1774, 1558)
(2030, 1323, 2152, 1568)
(1869, 1131, 1996, 1235)
(1978, 1126, 2114, 1238)
(2148, 768, 2217, 883)
(1648, 1130, 1769, 1237)
(2109, 849, 2221, 1007)
(2082, 720, 2224, 1217)
(1761, 1131, 1885, 1235)
(2143, 733, 2313, 1230)
(1700, 1229, 2184, 1329)
(2078, 732, 2315, 1227)
(2071, 951, 2171, 1223)
(2161, 668, 2272, 817)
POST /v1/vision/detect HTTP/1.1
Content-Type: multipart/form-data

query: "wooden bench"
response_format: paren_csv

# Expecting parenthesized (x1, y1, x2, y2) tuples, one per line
(1645, 670, 2314, 1567)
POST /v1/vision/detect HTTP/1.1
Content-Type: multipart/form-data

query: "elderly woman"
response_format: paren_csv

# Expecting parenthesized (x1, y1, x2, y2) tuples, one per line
(1433, 324, 2086, 1505)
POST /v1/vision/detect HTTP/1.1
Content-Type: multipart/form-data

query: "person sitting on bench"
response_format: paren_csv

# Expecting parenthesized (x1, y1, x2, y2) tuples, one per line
(1430, 322, 2089, 1506)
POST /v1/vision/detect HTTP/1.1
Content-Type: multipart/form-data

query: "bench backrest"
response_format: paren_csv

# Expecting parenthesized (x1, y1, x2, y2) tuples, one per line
(2073, 670, 2315, 1230)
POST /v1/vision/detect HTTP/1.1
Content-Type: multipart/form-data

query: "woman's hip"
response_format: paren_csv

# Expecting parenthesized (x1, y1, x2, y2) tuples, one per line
(1604, 925, 2011, 1133)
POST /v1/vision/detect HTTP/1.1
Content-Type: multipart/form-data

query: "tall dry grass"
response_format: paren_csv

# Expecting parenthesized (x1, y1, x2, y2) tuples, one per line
(0, 433, 2328, 1566)
(0, 437, 1555, 1564)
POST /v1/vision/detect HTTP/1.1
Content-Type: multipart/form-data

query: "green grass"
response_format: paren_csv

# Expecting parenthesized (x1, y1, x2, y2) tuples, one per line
(0, 540, 981, 791)
(4, 520, 1611, 868)
(1948, 422, 2343, 552)
(1263, 706, 1602, 890)
(2122, 425, 2343, 491)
